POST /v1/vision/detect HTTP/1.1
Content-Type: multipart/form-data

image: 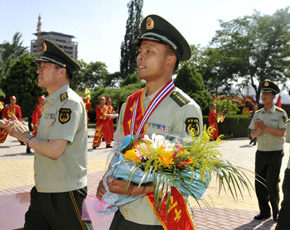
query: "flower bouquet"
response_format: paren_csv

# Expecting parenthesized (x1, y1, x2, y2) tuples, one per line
(217, 114, 225, 123)
(93, 126, 254, 219)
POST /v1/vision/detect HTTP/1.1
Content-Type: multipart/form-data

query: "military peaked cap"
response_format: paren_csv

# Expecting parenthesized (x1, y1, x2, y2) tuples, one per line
(133, 15, 191, 61)
(34, 39, 81, 78)
(260, 81, 280, 94)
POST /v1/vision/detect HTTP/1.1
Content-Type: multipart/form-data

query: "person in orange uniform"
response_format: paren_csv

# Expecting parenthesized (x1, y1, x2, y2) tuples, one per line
(83, 96, 92, 127)
(106, 98, 115, 141)
(32, 96, 45, 137)
(208, 103, 219, 140)
(0, 96, 23, 144)
(92, 96, 112, 149)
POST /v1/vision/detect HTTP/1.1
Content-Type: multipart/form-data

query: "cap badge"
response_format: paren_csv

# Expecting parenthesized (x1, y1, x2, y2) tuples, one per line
(146, 17, 154, 30)
(43, 42, 47, 52)
(264, 81, 269, 86)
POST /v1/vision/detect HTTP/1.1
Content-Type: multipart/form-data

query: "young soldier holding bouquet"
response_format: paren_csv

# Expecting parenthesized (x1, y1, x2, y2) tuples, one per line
(97, 15, 203, 230)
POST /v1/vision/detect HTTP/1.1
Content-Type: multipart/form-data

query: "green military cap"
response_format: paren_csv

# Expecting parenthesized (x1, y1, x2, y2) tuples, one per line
(34, 39, 81, 78)
(260, 80, 280, 94)
(133, 14, 191, 61)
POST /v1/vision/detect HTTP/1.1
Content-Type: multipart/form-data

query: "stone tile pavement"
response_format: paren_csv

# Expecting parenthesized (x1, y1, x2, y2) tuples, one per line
(0, 128, 289, 229)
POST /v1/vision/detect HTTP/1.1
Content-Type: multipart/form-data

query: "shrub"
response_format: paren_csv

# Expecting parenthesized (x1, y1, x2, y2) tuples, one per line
(203, 115, 251, 138)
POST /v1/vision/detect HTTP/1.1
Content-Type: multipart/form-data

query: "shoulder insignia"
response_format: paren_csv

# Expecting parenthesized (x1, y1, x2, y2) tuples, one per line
(185, 117, 200, 135)
(59, 108, 71, 124)
(60, 92, 68, 102)
(276, 107, 284, 112)
(170, 91, 190, 107)
(255, 108, 263, 113)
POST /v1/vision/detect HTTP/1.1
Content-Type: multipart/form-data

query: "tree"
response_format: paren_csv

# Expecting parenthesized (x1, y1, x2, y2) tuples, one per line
(174, 63, 212, 114)
(70, 60, 109, 92)
(0, 54, 46, 119)
(103, 72, 126, 88)
(194, 46, 237, 96)
(120, 73, 143, 87)
(0, 32, 28, 96)
(210, 7, 290, 103)
(0, 32, 27, 62)
(120, 0, 143, 74)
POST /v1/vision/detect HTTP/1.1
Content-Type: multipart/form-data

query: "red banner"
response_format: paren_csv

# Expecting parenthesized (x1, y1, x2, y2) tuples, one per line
(146, 187, 195, 230)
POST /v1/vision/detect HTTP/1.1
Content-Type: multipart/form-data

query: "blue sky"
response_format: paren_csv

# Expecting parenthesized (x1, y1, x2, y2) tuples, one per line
(0, 0, 289, 73)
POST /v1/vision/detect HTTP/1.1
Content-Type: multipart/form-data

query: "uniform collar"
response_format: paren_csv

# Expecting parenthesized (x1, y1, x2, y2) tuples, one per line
(145, 84, 167, 102)
(45, 84, 69, 105)
(262, 104, 276, 113)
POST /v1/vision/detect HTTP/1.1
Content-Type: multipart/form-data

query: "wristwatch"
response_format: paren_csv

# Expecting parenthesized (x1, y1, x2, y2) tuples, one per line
(25, 135, 35, 145)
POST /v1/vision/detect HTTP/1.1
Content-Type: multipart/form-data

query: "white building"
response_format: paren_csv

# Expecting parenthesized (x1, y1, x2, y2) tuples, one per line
(30, 32, 78, 60)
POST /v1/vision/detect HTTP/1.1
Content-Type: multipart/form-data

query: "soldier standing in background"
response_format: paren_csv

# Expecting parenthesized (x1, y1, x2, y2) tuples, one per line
(249, 81, 287, 222)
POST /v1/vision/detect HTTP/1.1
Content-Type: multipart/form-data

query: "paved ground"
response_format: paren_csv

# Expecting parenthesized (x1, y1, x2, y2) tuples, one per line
(0, 128, 289, 230)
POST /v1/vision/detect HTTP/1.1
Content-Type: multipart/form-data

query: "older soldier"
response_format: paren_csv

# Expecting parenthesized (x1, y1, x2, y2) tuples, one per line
(96, 15, 202, 230)
(0, 40, 93, 230)
(249, 81, 287, 222)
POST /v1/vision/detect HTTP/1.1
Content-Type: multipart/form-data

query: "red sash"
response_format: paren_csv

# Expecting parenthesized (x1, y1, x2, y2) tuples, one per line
(146, 187, 195, 230)
(122, 88, 146, 136)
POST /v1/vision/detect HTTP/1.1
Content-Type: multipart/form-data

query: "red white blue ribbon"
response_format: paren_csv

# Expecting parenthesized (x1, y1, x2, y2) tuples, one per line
(133, 80, 175, 138)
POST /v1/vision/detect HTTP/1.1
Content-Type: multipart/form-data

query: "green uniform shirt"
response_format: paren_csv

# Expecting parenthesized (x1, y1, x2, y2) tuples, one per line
(114, 86, 203, 225)
(34, 84, 88, 192)
(248, 105, 287, 152)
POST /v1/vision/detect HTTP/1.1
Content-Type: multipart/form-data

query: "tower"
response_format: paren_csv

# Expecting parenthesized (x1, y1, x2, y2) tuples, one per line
(36, 15, 41, 57)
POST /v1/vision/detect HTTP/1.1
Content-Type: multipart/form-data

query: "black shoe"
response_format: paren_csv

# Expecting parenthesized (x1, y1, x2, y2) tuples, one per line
(26, 147, 31, 153)
(93, 146, 96, 149)
(273, 211, 279, 221)
(20, 142, 25, 145)
(254, 213, 271, 220)
(106, 145, 112, 148)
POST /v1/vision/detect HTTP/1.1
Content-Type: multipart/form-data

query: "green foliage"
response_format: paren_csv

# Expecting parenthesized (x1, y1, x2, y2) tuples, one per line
(203, 115, 251, 138)
(120, 73, 142, 87)
(0, 54, 46, 117)
(88, 82, 145, 122)
(175, 63, 212, 114)
(103, 72, 127, 88)
(209, 7, 290, 102)
(70, 60, 109, 91)
(120, 0, 143, 74)
(0, 32, 27, 62)
(215, 99, 240, 116)
(0, 32, 28, 95)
